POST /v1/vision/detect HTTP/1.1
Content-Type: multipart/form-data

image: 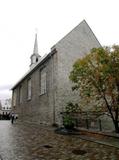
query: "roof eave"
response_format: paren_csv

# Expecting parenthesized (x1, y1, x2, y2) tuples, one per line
(11, 48, 57, 90)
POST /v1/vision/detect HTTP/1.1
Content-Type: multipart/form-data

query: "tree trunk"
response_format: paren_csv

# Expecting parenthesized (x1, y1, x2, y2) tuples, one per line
(114, 109, 119, 133)
(103, 98, 119, 133)
(114, 120, 119, 133)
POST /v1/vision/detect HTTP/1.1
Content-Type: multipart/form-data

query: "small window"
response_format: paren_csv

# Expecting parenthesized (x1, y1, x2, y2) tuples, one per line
(27, 79, 31, 100)
(19, 86, 22, 104)
(13, 89, 17, 106)
(40, 67, 46, 95)
(36, 57, 38, 62)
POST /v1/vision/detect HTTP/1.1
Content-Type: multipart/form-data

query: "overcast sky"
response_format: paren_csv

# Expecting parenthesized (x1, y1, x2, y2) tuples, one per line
(0, 0, 119, 100)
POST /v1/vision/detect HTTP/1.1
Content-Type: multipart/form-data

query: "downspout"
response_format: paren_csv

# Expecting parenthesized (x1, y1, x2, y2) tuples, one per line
(51, 48, 57, 124)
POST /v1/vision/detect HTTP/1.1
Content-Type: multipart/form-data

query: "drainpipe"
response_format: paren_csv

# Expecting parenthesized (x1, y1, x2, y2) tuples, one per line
(51, 47, 57, 124)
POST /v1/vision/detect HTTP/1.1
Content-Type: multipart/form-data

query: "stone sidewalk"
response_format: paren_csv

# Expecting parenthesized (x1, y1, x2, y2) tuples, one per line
(0, 121, 119, 160)
(77, 129, 119, 149)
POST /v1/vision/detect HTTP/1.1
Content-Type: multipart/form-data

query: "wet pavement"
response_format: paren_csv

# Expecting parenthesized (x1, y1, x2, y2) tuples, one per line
(0, 121, 119, 160)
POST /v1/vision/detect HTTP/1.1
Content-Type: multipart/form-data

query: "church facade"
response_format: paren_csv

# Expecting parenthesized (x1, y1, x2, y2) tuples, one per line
(11, 20, 101, 125)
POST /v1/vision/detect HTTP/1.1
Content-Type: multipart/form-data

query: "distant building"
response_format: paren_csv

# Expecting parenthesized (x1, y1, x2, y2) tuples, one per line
(0, 99, 11, 119)
(0, 100, 2, 111)
(11, 20, 101, 125)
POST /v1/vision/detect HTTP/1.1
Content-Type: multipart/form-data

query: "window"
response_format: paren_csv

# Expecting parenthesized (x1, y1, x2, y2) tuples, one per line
(27, 79, 31, 100)
(19, 86, 22, 104)
(13, 89, 17, 106)
(40, 67, 46, 95)
(36, 57, 38, 62)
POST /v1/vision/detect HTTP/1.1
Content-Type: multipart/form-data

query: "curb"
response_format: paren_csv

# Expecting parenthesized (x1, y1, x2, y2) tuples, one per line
(55, 127, 119, 149)
(79, 128, 119, 139)
(76, 134, 119, 149)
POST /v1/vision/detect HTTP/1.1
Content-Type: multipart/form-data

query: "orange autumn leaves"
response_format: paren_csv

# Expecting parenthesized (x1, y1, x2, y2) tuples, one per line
(70, 46, 119, 110)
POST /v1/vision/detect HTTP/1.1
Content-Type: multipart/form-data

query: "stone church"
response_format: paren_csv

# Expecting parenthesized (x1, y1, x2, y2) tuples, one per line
(11, 20, 101, 125)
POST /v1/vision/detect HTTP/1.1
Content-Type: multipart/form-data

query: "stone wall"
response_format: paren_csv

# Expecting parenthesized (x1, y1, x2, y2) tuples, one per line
(13, 53, 58, 125)
(54, 20, 101, 124)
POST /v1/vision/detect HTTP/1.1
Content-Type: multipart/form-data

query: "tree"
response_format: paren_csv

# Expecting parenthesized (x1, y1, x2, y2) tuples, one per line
(70, 45, 119, 133)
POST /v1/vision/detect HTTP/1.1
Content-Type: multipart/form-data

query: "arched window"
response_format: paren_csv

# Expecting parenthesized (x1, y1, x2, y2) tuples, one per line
(27, 79, 31, 100)
(36, 57, 38, 62)
(13, 89, 17, 106)
(40, 67, 46, 95)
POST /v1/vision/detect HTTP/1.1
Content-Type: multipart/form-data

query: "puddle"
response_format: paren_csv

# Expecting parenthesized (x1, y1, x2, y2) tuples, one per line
(72, 149, 87, 155)
(43, 145, 53, 148)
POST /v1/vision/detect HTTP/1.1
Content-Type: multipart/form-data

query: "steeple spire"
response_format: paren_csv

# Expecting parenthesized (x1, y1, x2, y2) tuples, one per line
(30, 33, 41, 69)
(33, 34, 38, 54)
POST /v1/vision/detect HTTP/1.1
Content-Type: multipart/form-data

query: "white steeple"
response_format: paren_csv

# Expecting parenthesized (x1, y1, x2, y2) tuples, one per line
(33, 34, 38, 54)
(30, 34, 41, 69)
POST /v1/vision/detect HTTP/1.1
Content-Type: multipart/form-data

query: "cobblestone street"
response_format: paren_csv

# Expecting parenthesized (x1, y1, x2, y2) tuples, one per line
(0, 121, 119, 160)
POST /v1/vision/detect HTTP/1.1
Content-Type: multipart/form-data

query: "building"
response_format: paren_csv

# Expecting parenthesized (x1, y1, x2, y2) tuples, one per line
(11, 20, 101, 125)
(0, 99, 11, 120)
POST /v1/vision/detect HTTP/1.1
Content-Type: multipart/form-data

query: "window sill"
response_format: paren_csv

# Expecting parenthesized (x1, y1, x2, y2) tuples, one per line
(39, 92, 46, 97)
(27, 98, 31, 101)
